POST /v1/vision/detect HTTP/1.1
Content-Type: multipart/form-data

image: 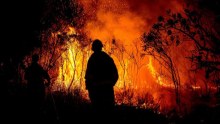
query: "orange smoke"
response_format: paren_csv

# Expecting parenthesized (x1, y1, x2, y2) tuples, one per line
(78, 0, 185, 110)
(21, 0, 218, 114)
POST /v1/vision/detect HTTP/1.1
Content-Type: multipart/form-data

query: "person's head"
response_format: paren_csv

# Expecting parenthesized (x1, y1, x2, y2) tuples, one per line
(92, 39, 103, 52)
(32, 54, 39, 63)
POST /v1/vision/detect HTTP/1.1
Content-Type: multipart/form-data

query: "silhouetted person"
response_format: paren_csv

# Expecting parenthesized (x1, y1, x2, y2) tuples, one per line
(25, 54, 50, 121)
(85, 39, 119, 115)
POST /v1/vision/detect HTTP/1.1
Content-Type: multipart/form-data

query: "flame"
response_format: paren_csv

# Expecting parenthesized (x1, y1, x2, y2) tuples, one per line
(191, 85, 201, 90)
(21, 0, 219, 114)
(24, 0, 183, 112)
(39, 24, 175, 109)
(52, 26, 88, 91)
(148, 57, 174, 88)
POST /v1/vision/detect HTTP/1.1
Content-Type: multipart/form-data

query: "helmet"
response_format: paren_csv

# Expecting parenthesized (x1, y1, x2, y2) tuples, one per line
(92, 39, 103, 52)
(32, 54, 39, 62)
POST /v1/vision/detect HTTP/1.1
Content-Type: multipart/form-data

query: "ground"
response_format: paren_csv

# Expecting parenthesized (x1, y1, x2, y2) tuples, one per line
(3, 83, 220, 124)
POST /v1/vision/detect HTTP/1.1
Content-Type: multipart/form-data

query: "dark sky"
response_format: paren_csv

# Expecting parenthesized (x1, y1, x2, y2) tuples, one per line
(1, 0, 44, 61)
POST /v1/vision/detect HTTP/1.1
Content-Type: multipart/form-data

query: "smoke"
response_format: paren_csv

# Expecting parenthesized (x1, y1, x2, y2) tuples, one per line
(127, 0, 184, 19)
(79, 0, 185, 45)
(19, 0, 218, 114)
(76, 0, 187, 111)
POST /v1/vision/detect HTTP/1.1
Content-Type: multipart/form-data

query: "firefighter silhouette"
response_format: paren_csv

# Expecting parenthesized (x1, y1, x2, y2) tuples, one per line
(85, 39, 119, 112)
(25, 54, 50, 119)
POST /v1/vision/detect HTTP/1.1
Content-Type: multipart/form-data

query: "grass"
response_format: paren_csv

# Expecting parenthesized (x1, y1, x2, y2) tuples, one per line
(3, 82, 220, 124)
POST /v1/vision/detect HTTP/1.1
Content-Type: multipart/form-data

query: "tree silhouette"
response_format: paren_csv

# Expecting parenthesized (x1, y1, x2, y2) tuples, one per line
(20, 0, 88, 92)
(142, 8, 220, 103)
(40, 0, 85, 31)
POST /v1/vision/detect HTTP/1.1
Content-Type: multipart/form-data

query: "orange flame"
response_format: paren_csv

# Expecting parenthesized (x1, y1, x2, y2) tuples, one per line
(21, 0, 219, 114)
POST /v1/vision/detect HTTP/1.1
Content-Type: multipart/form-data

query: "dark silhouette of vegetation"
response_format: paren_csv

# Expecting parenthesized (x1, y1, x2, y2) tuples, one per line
(40, 0, 85, 31)
(20, 0, 87, 94)
(1, 0, 44, 65)
(142, 8, 220, 104)
(2, 0, 220, 123)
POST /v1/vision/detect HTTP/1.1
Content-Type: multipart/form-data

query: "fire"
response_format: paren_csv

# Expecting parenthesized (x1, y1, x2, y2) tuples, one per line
(22, 0, 184, 112)
(148, 57, 174, 88)
(50, 26, 89, 92)
(36, 24, 174, 109)
(21, 0, 219, 114)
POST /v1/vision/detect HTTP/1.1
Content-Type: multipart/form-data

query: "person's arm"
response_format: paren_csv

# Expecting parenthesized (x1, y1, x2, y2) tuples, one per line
(109, 58, 118, 85)
(41, 67, 51, 87)
(85, 58, 94, 89)
(45, 72, 51, 87)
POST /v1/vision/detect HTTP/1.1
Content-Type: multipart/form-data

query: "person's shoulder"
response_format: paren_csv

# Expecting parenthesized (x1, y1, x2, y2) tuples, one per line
(89, 53, 96, 59)
(101, 51, 111, 57)
(101, 51, 114, 61)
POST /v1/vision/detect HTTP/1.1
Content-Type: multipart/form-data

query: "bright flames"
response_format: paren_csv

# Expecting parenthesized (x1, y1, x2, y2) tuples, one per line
(21, 0, 218, 114)
(148, 57, 174, 88)
(28, 25, 175, 111)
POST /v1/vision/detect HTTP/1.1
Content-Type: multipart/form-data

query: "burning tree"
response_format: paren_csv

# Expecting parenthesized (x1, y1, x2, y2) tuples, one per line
(19, 0, 220, 114)
(21, 0, 89, 94)
(142, 8, 220, 105)
(108, 39, 147, 105)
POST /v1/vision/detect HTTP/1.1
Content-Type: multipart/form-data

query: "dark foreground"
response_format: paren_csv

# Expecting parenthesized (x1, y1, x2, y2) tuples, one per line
(2, 83, 220, 124)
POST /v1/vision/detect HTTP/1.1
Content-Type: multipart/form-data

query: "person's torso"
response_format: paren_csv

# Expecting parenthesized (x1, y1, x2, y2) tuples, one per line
(90, 52, 114, 81)
(26, 64, 45, 88)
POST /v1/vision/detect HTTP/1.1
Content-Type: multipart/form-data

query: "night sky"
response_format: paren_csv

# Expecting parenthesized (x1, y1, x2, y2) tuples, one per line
(1, 0, 44, 61)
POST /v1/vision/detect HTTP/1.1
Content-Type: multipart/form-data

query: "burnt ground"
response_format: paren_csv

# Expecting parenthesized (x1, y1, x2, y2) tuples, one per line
(2, 82, 220, 124)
